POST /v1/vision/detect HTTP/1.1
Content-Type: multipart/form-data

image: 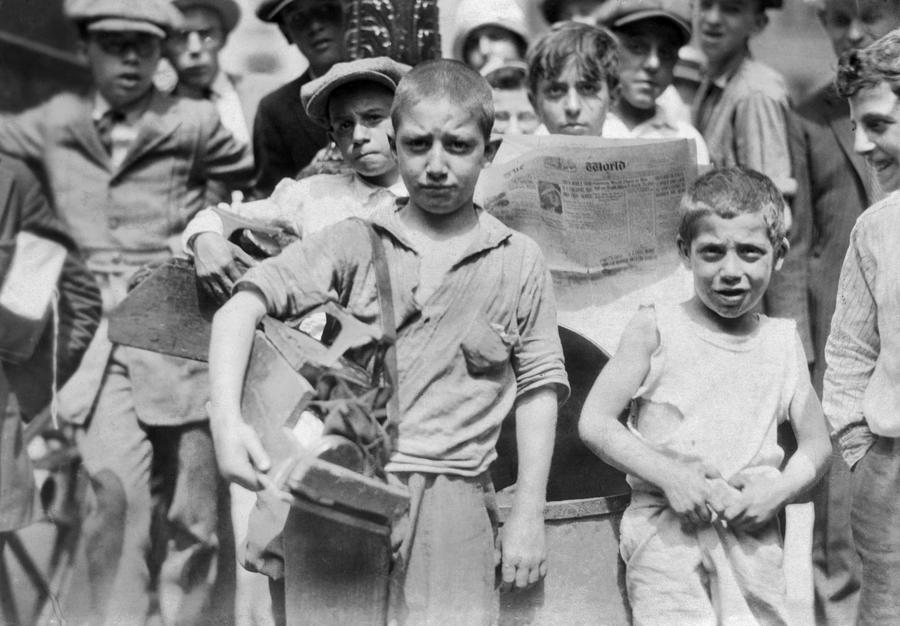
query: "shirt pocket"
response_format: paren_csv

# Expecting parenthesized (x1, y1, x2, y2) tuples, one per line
(460, 316, 518, 376)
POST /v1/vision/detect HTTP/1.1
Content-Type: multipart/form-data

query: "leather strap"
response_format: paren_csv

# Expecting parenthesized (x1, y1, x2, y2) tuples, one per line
(361, 221, 400, 428)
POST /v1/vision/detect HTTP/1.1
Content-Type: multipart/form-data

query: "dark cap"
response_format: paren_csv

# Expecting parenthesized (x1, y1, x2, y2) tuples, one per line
(255, 0, 340, 22)
(66, 0, 182, 38)
(601, 0, 693, 46)
(173, 0, 242, 33)
(301, 56, 411, 128)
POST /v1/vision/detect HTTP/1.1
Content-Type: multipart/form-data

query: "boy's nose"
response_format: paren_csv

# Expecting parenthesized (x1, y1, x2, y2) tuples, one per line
(186, 31, 203, 54)
(702, 4, 721, 24)
(351, 121, 369, 144)
(425, 145, 448, 178)
(847, 19, 865, 47)
(643, 46, 661, 72)
(564, 88, 581, 116)
(853, 125, 874, 155)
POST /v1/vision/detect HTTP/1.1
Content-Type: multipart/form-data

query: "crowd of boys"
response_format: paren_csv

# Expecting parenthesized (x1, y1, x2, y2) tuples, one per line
(3, 0, 900, 623)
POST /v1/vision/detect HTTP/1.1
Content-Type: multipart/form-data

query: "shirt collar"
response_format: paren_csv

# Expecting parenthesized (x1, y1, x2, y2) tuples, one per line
(208, 70, 234, 99)
(350, 172, 409, 200)
(370, 198, 513, 262)
(92, 90, 151, 124)
(707, 50, 749, 89)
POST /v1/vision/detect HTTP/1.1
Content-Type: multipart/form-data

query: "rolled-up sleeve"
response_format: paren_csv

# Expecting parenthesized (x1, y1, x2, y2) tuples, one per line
(234, 220, 368, 318)
(823, 222, 879, 467)
(512, 239, 570, 403)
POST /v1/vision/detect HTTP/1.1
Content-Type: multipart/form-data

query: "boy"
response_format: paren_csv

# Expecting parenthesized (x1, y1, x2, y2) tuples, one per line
(0, 1, 252, 622)
(599, 0, 710, 165)
(526, 21, 619, 136)
(451, 0, 530, 73)
(208, 59, 569, 623)
(580, 168, 831, 624)
(483, 60, 541, 136)
(184, 56, 410, 299)
(827, 30, 900, 623)
(794, 1, 900, 621)
(168, 0, 258, 146)
(692, 0, 793, 196)
(253, 0, 345, 195)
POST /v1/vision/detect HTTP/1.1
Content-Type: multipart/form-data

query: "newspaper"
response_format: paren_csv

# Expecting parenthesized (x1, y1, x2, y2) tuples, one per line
(478, 134, 699, 354)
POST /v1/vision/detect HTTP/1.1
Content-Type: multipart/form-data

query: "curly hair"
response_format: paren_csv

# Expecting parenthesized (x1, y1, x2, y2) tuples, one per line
(526, 21, 620, 99)
(678, 168, 787, 251)
(835, 29, 900, 98)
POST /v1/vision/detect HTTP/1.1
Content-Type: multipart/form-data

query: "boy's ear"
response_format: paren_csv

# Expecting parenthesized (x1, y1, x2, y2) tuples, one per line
(482, 136, 500, 167)
(752, 10, 768, 36)
(485, 137, 502, 164)
(676, 235, 691, 267)
(389, 133, 397, 158)
(773, 237, 789, 271)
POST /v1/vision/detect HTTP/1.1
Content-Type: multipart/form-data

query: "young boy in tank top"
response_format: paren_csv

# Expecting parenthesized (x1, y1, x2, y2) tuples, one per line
(579, 167, 831, 624)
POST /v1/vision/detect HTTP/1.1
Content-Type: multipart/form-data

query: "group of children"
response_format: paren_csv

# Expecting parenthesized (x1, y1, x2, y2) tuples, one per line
(5, 0, 900, 623)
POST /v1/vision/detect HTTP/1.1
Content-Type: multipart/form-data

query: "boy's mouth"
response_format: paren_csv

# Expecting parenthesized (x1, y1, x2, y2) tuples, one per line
(869, 156, 895, 173)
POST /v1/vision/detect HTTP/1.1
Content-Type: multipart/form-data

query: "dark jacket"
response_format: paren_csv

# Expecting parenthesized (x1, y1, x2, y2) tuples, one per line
(252, 71, 329, 196)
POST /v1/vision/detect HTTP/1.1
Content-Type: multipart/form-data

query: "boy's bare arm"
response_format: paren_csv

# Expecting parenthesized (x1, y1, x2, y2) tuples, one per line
(724, 333, 832, 531)
(501, 386, 557, 590)
(208, 290, 271, 490)
(578, 308, 720, 525)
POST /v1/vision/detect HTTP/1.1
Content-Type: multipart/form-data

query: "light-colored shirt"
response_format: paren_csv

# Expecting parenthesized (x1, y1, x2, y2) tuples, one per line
(208, 71, 250, 146)
(602, 109, 710, 166)
(236, 200, 570, 476)
(182, 171, 407, 252)
(92, 94, 144, 170)
(824, 191, 900, 467)
(692, 55, 796, 197)
(630, 302, 802, 488)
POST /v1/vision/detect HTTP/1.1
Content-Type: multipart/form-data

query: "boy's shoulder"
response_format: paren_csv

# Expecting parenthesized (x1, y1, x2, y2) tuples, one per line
(854, 191, 900, 233)
(258, 73, 309, 114)
(728, 58, 789, 101)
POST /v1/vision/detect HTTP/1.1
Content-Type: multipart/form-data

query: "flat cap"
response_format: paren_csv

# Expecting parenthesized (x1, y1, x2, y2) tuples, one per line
(600, 0, 693, 46)
(301, 56, 411, 128)
(66, 0, 182, 37)
(173, 0, 242, 33)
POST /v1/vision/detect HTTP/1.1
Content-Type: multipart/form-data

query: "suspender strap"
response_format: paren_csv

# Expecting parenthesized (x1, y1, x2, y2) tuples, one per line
(362, 221, 400, 428)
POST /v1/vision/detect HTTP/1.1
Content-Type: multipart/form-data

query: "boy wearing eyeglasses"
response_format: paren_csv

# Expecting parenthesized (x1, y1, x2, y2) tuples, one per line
(0, 0, 252, 623)
(169, 0, 255, 147)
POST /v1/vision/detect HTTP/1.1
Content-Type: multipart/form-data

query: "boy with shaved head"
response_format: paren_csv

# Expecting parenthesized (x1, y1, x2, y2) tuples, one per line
(207, 59, 569, 623)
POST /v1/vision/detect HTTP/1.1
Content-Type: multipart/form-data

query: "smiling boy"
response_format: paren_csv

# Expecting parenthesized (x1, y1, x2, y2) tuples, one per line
(526, 21, 619, 136)
(207, 59, 568, 623)
(826, 30, 900, 623)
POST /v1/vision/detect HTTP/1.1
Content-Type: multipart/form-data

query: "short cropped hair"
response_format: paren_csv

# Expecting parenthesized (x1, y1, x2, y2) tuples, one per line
(390, 59, 494, 141)
(835, 29, 900, 98)
(526, 22, 619, 100)
(678, 168, 787, 250)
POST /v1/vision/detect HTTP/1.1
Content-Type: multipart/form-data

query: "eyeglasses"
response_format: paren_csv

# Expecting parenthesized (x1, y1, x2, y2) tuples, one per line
(169, 28, 224, 51)
(92, 33, 161, 58)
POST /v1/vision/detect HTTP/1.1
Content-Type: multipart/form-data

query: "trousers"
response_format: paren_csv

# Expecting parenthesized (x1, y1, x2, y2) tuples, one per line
(850, 436, 900, 625)
(621, 491, 789, 626)
(76, 351, 233, 625)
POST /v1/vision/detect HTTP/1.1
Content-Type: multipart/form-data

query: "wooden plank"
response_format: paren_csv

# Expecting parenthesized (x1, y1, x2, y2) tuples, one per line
(107, 259, 215, 362)
(283, 456, 408, 522)
(283, 505, 391, 626)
